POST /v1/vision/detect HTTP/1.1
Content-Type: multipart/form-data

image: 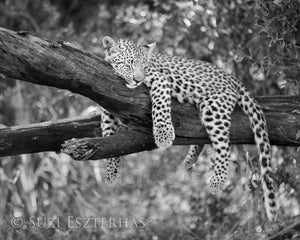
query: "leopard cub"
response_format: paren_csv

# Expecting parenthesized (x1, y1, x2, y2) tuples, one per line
(103, 36, 278, 221)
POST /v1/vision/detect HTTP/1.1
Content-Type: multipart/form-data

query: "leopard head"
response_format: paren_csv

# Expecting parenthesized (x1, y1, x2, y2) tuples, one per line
(103, 36, 156, 89)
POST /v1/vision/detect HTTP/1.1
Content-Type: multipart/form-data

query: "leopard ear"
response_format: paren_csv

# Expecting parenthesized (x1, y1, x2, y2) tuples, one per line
(103, 36, 116, 50)
(144, 42, 156, 60)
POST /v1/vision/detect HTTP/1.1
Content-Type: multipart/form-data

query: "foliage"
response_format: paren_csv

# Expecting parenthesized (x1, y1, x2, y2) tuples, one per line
(0, 0, 300, 239)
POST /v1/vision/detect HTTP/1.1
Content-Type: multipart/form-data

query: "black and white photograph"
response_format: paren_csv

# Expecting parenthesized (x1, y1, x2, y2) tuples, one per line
(0, 0, 300, 239)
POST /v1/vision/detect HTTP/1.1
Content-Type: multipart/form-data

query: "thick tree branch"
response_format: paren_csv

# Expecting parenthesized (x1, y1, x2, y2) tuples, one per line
(1, 105, 300, 159)
(0, 27, 300, 159)
(0, 115, 102, 157)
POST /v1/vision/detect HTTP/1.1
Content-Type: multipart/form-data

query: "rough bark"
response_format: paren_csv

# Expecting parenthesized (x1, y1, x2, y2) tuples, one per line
(0, 115, 102, 157)
(0, 27, 300, 159)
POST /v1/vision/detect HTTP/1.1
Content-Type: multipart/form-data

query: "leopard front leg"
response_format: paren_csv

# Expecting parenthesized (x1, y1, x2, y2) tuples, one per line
(200, 93, 237, 194)
(150, 77, 175, 148)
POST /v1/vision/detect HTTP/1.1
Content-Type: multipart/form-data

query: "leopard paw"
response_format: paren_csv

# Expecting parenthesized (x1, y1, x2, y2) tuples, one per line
(153, 122, 175, 148)
(183, 156, 197, 173)
(209, 174, 226, 194)
(105, 158, 121, 187)
(183, 145, 202, 172)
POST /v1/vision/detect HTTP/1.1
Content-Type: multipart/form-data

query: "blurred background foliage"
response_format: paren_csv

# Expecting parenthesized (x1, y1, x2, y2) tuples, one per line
(0, 0, 300, 239)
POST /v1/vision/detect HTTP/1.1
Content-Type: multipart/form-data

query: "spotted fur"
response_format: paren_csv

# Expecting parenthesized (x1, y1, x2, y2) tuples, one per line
(183, 145, 203, 172)
(100, 107, 122, 186)
(102, 36, 278, 221)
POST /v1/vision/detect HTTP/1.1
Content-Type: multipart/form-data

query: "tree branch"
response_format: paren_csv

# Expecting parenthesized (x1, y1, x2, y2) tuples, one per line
(0, 115, 102, 157)
(0, 27, 300, 159)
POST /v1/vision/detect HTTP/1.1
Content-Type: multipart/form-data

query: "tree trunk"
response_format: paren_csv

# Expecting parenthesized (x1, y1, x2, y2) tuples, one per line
(0, 27, 299, 159)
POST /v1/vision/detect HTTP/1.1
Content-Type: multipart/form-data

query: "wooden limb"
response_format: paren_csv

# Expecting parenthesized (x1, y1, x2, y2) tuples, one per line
(0, 26, 149, 127)
(61, 129, 156, 160)
(0, 103, 299, 159)
(0, 115, 102, 157)
(0, 27, 300, 159)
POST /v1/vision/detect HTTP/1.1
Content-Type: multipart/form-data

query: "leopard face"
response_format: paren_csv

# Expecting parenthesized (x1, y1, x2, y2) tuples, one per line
(103, 36, 156, 89)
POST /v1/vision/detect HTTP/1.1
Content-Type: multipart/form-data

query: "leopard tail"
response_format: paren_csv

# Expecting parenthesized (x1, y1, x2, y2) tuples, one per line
(237, 86, 277, 221)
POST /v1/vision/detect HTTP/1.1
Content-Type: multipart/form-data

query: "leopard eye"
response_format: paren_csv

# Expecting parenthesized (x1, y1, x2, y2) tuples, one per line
(109, 49, 119, 56)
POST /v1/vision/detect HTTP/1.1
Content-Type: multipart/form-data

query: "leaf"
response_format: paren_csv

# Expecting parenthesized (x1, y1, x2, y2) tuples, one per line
(277, 79, 287, 89)
(273, 0, 282, 5)
(249, 64, 265, 81)
(233, 50, 246, 63)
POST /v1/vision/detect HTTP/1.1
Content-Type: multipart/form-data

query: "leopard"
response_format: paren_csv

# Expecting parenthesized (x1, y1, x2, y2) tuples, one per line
(99, 107, 123, 186)
(61, 106, 123, 186)
(102, 36, 278, 221)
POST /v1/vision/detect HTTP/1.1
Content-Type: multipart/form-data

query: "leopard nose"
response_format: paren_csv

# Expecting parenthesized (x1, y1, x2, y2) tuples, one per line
(133, 71, 144, 81)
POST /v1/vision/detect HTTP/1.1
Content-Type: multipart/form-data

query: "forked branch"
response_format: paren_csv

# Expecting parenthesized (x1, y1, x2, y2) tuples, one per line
(0, 27, 300, 159)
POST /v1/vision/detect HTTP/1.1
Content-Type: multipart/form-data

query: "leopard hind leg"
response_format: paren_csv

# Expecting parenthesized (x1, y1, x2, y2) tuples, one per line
(105, 157, 121, 186)
(100, 107, 122, 186)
